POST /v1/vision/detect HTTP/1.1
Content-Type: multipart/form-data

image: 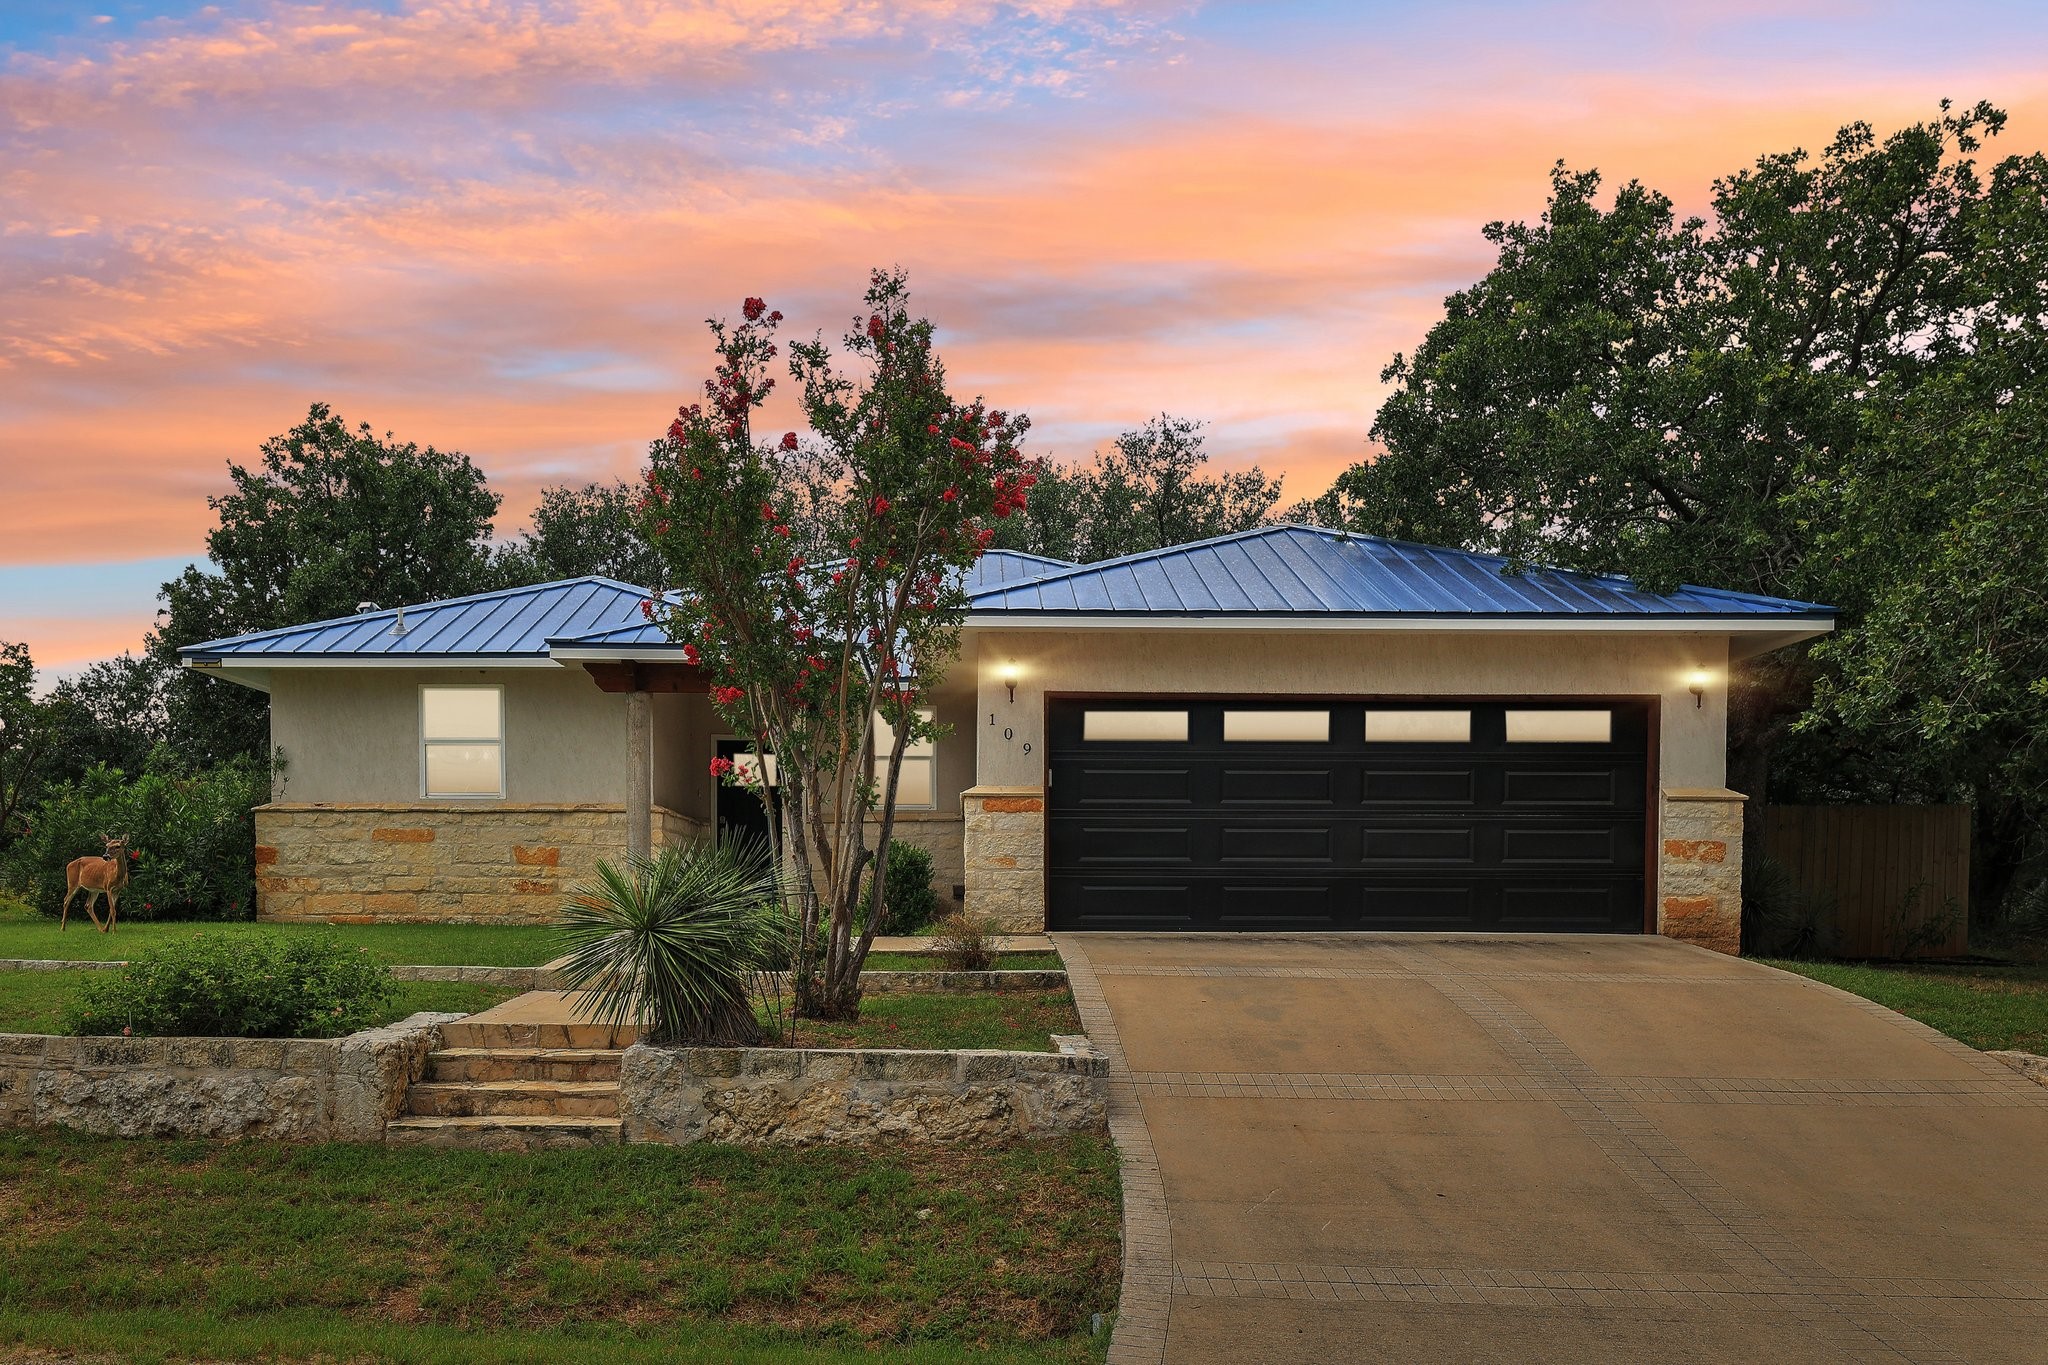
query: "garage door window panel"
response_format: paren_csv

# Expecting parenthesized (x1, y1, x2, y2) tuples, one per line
(1083, 710, 1189, 742)
(1366, 710, 1472, 743)
(1223, 710, 1329, 743)
(1504, 709, 1612, 744)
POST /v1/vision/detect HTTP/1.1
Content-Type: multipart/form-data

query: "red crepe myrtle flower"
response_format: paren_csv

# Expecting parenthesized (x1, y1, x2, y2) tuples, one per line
(786, 556, 804, 575)
(711, 686, 746, 705)
(941, 486, 958, 502)
(709, 756, 735, 777)
(927, 425, 941, 435)
(743, 296, 767, 321)
(792, 626, 813, 643)
(867, 313, 886, 340)
(682, 644, 701, 666)
(667, 418, 687, 442)
(871, 496, 890, 516)
(129, 849, 139, 860)
(762, 502, 777, 520)
(768, 309, 783, 323)
(774, 524, 791, 537)
(639, 599, 654, 619)
(780, 431, 799, 451)
(831, 571, 845, 584)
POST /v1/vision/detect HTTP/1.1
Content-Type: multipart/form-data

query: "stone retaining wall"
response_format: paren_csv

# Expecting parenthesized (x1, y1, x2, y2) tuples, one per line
(254, 803, 705, 924)
(1659, 788, 1747, 955)
(960, 786, 1045, 932)
(0, 1012, 457, 1141)
(619, 1033, 1107, 1146)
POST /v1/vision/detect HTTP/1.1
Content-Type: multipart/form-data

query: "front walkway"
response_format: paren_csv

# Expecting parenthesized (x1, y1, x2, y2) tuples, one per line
(1054, 932, 2048, 1364)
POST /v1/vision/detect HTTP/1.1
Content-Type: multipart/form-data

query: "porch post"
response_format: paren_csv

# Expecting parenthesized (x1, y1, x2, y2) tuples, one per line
(627, 684, 652, 862)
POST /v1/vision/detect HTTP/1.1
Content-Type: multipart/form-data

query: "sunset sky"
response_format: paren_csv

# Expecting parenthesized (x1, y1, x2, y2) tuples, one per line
(4, 0, 2046, 678)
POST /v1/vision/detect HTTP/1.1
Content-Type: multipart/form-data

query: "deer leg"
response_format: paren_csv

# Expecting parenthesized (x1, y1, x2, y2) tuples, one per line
(85, 889, 106, 933)
(60, 885, 73, 931)
(106, 888, 118, 933)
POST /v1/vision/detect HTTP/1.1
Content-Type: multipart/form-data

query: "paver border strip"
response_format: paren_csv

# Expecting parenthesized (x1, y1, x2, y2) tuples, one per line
(1052, 933, 1172, 1365)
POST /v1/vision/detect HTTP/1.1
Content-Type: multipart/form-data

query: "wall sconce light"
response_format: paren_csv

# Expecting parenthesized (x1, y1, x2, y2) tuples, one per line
(1000, 661, 1019, 704)
(1686, 668, 1711, 709)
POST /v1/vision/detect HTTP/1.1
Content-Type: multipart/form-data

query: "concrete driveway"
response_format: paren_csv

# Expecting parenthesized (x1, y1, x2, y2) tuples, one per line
(1052, 932, 2048, 1364)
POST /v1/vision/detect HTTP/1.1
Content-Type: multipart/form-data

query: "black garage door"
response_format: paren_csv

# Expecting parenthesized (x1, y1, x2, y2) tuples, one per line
(1046, 698, 1648, 933)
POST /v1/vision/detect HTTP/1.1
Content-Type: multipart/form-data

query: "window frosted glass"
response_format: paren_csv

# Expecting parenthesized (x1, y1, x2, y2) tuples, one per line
(425, 743, 502, 796)
(422, 687, 501, 740)
(1505, 709, 1612, 743)
(1365, 710, 1472, 743)
(892, 759, 935, 807)
(874, 710, 935, 758)
(1223, 710, 1330, 743)
(1083, 710, 1189, 742)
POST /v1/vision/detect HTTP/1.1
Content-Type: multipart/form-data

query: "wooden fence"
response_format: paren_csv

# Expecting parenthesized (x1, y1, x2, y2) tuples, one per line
(1761, 805, 1971, 958)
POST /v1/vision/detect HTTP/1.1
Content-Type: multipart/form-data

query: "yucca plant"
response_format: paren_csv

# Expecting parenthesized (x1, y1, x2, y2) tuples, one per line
(557, 835, 785, 1045)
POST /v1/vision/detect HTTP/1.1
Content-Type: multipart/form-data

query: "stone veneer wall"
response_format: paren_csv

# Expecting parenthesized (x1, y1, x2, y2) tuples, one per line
(619, 1036, 1107, 1146)
(0, 1012, 455, 1141)
(254, 803, 704, 923)
(1658, 787, 1746, 955)
(960, 786, 1045, 931)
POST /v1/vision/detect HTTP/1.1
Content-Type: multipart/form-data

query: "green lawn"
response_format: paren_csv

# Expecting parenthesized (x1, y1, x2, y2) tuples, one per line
(766, 990, 1081, 1052)
(0, 971, 520, 1036)
(0, 1130, 1120, 1363)
(1764, 956, 2048, 1054)
(0, 916, 563, 967)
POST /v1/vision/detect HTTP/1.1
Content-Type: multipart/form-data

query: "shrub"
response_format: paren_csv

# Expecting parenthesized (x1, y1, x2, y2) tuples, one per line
(64, 931, 396, 1038)
(1745, 857, 1841, 959)
(557, 835, 785, 1045)
(929, 909, 1003, 972)
(4, 754, 266, 922)
(857, 839, 940, 935)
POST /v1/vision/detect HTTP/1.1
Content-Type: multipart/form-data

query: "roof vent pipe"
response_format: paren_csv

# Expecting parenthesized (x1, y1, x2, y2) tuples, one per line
(389, 604, 408, 637)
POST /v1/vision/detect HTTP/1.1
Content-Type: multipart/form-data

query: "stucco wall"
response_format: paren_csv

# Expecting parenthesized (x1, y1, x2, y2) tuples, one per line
(965, 628, 1730, 789)
(270, 667, 637, 805)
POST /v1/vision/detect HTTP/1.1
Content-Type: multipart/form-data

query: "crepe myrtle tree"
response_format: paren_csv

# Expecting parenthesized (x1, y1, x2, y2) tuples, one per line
(638, 271, 1033, 1020)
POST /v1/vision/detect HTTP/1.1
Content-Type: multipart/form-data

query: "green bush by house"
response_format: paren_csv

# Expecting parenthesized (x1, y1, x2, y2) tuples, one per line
(858, 840, 939, 935)
(64, 931, 397, 1038)
(2, 754, 265, 921)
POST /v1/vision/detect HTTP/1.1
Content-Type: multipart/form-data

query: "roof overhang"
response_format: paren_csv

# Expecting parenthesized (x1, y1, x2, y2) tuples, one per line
(965, 612, 1833, 636)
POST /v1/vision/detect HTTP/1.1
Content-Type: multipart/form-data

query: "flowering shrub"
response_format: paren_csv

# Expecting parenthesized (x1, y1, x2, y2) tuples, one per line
(63, 931, 397, 1038)
(640, 270, 1031, 1018)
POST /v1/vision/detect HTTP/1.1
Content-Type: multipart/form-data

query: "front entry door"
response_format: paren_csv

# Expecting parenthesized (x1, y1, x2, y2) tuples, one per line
(714, 738, 776, 844)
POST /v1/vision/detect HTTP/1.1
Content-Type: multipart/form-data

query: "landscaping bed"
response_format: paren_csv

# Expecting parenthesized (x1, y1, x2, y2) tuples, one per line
(0, 915, 563, 968)
(0, 1129, 1120, 1363)
(0, 970, 520, 1036)
(762, 990, 1080, 1053)
(1764, 955, 2048, 1054)
(863, 951, 1062, 972)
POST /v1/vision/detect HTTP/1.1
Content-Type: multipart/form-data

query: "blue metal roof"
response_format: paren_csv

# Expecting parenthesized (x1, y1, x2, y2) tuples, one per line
(181, 577, 653, 660)
(544, 550, 1081, 653)
(965, 525, 1834, 619)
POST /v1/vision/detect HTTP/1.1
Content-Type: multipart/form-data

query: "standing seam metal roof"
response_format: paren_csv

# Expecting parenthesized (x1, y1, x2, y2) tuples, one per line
(963, 524, 1834, 617)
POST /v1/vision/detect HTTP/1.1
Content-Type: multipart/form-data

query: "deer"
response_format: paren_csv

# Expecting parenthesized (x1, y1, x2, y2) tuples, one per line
(61, 834, 132, 933)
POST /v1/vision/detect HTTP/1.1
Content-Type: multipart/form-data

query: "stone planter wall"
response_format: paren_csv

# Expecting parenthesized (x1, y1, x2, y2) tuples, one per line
(254, 803, 704, 924)
(1659, 787, 1746, 956)
(619, 1034, 1107, 1146)
(960, 786, 1045, 932)
(0, 1012, 457, 1141)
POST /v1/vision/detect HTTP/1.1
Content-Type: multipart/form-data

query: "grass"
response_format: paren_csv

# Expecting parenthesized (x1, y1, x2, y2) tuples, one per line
(0, 1130, 1121, 1363)
(766, 990, 1081, 1053)
(0, 913, 563, 968)
(863, 951, 1063, 972)
(1763, 955, 2048, 1054)
(0, 971, 520, 1037)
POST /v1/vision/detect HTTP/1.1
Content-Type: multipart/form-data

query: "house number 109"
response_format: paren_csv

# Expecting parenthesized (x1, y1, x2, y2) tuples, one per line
(988, 713, 1031, 754)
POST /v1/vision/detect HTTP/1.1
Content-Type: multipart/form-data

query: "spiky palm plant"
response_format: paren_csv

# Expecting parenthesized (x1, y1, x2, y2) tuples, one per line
(557, 836, 784, 1045)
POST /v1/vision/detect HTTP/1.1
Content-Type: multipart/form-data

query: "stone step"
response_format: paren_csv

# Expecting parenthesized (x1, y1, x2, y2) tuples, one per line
(437, 1019, 640, 1050)
(384, 1114, 622, 1151)
(426, 1047, 623, 1084)
(405, 1080, 620, 1119)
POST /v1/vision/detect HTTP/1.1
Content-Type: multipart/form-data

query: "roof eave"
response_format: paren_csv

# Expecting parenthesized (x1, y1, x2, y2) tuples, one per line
(964, 611, 1837, 637)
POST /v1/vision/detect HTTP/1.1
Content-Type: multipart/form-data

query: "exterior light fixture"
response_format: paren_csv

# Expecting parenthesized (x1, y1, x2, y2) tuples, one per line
(1687, 668, 1711, 708)
(1000, 661, 1019, 704)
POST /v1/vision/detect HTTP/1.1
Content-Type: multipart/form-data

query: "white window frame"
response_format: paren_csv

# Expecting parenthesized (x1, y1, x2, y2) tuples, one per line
(419, 684, 506, 799)
(874, 707, 937, 810)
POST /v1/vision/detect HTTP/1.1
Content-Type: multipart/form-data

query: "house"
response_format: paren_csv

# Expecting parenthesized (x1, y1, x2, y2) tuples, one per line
(181, 525, 1834, 953)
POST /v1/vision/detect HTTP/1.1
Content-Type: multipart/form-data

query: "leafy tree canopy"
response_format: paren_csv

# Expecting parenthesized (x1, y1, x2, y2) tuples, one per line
(495, 480, 668, 588)
(991, 414, 1281, 562)
(151, 403, 502, 763)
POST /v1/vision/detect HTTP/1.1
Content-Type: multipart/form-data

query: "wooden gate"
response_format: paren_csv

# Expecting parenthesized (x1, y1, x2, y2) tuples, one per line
(1761, 805, 1971, 958)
